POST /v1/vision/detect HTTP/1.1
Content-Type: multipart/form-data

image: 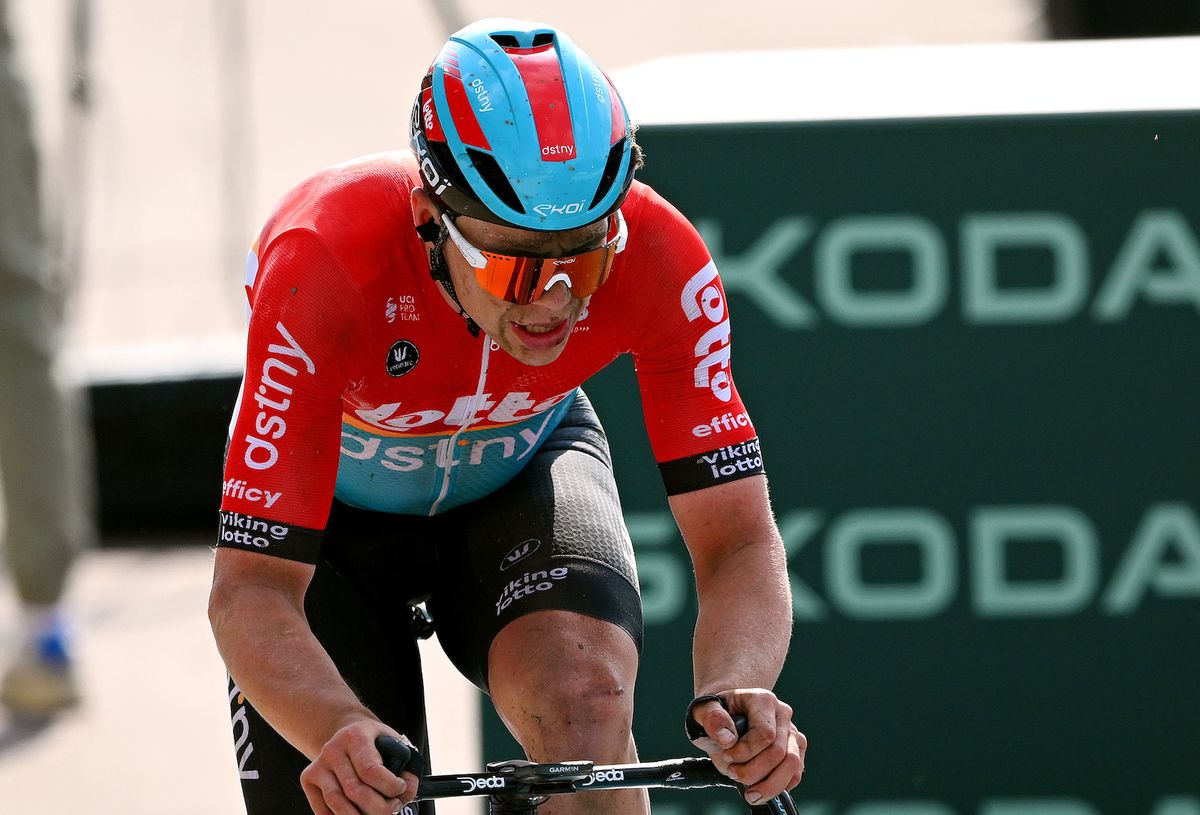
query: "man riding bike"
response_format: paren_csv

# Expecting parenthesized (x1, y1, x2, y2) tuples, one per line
(209, 18, 805, 815)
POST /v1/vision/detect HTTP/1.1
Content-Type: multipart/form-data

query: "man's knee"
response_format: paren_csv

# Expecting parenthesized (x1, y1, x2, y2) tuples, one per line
(508, 660, 636, 758)
(538, 655, 633, 719)
(489, 612, 638, 753)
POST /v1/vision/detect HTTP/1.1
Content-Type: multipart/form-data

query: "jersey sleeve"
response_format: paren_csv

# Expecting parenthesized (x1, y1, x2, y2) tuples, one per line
(218, 228, 367, 562)
(624, 189, 765, 495)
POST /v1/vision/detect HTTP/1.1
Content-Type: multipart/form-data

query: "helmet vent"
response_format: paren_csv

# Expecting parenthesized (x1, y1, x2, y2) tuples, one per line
(490, 34, 520, 47)
(466, 148, 526, 214)
(428, 139, 476, 199)
(531, 33, 555, 46)
(589, 139, 627, 210)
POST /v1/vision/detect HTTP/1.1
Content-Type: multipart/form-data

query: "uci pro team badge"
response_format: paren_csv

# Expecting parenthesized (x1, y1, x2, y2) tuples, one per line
(386, 340, 420, 377)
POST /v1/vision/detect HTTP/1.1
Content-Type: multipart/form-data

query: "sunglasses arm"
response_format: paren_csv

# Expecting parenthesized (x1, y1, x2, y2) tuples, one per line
(441, 216, 489, 269)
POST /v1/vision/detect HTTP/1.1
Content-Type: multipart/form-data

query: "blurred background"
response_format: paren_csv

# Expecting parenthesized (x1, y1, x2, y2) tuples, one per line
(1, 0, 1197, 813)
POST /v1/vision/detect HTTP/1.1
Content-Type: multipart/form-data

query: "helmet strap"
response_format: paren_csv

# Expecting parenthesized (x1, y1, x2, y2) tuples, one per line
(426, 223, 481, 338)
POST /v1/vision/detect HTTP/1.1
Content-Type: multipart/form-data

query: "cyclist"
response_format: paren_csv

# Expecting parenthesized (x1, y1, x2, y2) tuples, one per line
(209, 18, 805, 815)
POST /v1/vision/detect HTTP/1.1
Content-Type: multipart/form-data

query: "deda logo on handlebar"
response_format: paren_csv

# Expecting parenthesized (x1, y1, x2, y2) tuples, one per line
(581, 768, 625, 786)
(457, 774, 507, 792)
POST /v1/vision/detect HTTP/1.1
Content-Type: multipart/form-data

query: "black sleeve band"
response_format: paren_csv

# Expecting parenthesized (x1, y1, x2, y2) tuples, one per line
(658, 437, 765, 496)
(216, 510, 323, 564)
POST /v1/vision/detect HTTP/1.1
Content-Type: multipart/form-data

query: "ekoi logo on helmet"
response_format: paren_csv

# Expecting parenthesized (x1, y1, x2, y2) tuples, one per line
(532, 201, 587, 218)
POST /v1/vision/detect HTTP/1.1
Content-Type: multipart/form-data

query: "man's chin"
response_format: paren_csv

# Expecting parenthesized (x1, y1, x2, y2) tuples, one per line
(511, 341, 569, 366)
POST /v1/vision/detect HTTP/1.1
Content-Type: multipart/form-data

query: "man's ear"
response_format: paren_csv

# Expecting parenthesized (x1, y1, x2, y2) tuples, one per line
(410, 187, 440, 243)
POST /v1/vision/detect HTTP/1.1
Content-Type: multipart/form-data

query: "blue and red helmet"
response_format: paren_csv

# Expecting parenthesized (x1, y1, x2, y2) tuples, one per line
(410, 19, 637, 231)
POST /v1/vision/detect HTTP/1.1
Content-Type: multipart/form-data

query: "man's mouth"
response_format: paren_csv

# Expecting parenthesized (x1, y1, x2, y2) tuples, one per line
(511, 318, 570, 349)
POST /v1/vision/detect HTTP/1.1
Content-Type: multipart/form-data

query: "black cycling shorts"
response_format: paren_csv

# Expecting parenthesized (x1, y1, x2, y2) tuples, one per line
(227, 390, 644, 815)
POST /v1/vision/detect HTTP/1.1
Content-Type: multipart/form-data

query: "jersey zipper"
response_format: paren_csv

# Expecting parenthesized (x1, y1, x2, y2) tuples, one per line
(428, 335, 492, 515)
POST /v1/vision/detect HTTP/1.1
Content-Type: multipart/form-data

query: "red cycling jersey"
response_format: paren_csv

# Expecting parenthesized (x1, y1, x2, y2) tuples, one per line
(218, 151, 762, 562)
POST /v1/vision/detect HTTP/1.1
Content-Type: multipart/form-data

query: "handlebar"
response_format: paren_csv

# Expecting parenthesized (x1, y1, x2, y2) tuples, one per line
(376, 739, 735, 796)
(375, 715, 798, 815)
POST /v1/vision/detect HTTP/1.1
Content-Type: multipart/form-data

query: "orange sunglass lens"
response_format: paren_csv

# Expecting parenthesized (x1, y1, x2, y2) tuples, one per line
(474, 255, 537, 303)
(475, 244, 616, 305)
(536, 253, 609, 301)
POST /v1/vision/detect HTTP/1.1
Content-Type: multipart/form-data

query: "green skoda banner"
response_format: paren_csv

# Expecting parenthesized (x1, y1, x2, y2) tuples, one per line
(483, 110, 1200, 814)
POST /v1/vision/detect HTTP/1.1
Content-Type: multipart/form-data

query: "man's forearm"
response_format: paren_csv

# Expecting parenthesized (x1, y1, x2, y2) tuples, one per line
(668, 476, 794, 695)
(209, 582, 377, 758)
(691, 537, 792, 695)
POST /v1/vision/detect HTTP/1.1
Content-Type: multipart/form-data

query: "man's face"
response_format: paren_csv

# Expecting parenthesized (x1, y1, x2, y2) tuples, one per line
(413, 190, 610, 366)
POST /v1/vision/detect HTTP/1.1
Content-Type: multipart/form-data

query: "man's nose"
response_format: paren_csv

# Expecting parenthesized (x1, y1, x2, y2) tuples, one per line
(532, 279, 573, 309)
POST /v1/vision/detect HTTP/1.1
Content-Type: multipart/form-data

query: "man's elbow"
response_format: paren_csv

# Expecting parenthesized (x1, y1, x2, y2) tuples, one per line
(208, 581, 232, 640)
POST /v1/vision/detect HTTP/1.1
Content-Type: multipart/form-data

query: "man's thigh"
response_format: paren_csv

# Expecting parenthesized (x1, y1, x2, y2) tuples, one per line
(429, 392, 644, 693)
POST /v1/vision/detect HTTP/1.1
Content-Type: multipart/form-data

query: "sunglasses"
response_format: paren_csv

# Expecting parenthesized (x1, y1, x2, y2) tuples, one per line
(441, 210, 628, 305)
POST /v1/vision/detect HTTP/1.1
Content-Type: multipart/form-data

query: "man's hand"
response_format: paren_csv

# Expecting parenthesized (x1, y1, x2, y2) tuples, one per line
(299, 720, 418, 815)
(687, 689, 806, 806)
